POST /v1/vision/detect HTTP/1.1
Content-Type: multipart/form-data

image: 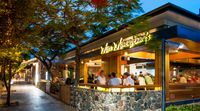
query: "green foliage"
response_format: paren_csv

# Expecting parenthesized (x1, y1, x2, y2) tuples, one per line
(25, 22, 70, 78)
(166, 104, 200, 111)
(128, 17, 150, 35)
(0, 0, 53, 105)
(51, 0, 143, 85)
(17, 1, 70, 79)
(52, 0, 143, 44)
(145, 37, 162, 52)
(1, 0, 144, 85)
(0, 47, 23, 64)
(27, 22, 69, 60)
(126, 16, 163, 52)
(166, 105, 178, 111)
(16, 63, 27, 73)
(0, 0, 45, 48)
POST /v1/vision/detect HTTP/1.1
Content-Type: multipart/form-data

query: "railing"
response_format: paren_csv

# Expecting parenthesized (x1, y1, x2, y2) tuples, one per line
(78, 83, 161, 92)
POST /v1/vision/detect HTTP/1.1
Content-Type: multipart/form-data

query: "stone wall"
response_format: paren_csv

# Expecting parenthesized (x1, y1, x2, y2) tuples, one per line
(71, 88, 161, 111)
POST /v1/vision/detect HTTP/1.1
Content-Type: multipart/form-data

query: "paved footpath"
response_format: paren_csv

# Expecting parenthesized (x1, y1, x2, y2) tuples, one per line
(0, 84, 76, 111)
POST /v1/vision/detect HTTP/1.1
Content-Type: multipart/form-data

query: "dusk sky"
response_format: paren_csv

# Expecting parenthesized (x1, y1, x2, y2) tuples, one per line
(140, 0, 200, 14)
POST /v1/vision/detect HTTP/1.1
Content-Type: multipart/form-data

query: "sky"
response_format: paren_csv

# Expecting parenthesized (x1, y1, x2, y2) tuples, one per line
(140, 0, 200, 15)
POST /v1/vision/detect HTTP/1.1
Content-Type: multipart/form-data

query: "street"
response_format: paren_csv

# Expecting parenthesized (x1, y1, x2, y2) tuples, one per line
(0, 84, 76, 111)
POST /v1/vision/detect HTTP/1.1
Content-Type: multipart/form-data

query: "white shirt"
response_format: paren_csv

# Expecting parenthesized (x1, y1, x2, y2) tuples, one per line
(97, 76, 106, 85)
(179, 77, 187, 83)
(123, 76, 134, 86)
(138, 76, 146, 85)
(110, 78, 121, 86)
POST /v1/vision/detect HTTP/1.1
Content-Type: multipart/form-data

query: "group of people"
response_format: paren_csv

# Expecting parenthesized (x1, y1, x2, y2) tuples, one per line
(172, 74, 200, 84)
(92, 70, 154, 86)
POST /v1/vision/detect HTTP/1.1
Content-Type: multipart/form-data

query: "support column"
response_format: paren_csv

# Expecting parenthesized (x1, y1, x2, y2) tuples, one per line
(165, 49, 170, 101)
(102, 57, 109, 76)
(117, 56, 122, 77)
(161, 39, 168, 111)
(155, 51, 162, 85)
(109, 56, 118, 73)
(102, 55, 119, 76)
(83, 63, 88, 84)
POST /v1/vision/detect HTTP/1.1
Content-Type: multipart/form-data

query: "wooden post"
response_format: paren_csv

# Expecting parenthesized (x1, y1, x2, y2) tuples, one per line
(155, 51, 162, 85)
(102, 57, 109, 76)
(117, 55, 122, 77)
(165, 49, 170, 101)
(83, 63, 88, 84)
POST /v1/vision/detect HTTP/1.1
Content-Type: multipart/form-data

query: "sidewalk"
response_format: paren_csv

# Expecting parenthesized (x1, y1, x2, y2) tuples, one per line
(0, 84, 76, 111)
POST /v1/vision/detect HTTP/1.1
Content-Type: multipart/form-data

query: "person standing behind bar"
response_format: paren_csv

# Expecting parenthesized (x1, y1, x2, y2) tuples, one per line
(138, 71, 146, 85)
(144, 73, 154, 85)
(123, 72, 134, 86)
(97, 70, 106, 85)
(109, 72, 121, 86)
(179, 74, 187, 83)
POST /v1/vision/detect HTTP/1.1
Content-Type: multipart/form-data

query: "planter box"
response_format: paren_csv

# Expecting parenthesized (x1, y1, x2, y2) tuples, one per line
(60, 85, 71, 105)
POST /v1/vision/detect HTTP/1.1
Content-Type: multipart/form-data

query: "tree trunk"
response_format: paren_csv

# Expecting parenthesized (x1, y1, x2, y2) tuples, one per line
(74, 45, 81, 86)
(6, 60, 12, 106)
(47, 69, 52, 81)
(6, 86, 11, 106)
(39, 59, 53, 81)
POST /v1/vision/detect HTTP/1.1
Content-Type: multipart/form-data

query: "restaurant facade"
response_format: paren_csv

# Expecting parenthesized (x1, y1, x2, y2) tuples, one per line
(62, 3, 200, 111)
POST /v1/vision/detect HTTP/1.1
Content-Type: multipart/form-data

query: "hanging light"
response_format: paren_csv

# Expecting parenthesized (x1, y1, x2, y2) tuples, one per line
(127, 56, 130, 61)
(124, 52, 128, 56)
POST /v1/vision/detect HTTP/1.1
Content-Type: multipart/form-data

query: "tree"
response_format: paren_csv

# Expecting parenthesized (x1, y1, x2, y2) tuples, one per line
(0, 0, 46, 106)
(127, 17, 162, 51)
(0, 47, 23, 106)
(25, 23, 70, 80)
(13, 0, 71, 81)
(54, 0, 143, 85)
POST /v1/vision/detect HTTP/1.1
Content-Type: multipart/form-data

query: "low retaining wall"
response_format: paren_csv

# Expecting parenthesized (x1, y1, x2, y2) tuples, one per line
(60, 85, 71, 104)
(71, 88, 161, 111)
(38, 81, 47, 92)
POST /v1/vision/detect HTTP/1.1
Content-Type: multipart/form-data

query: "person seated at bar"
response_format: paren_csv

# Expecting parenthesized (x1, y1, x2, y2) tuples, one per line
(191, 74, 198, 83)
(197, 75, 200, 83)
(171, 76, 178, 83)
(65, 78, 72, 85)
(123, 72, 134, 86)
(88, 73, 95, 84)
(121, 75, 124, 85)
(132, 73, 139, 85)
(187, 76, 192, 83)
(138, 71, 146, 85)
(96, 70, 106, 85)
(179, 74, 187, 83)
(107, 74, 112, 85)
(108, 72, 121, 86)
(144, 73, 154, 85)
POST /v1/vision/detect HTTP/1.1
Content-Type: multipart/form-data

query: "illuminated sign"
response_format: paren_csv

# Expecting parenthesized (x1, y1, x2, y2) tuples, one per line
(100, 32, 152, 54)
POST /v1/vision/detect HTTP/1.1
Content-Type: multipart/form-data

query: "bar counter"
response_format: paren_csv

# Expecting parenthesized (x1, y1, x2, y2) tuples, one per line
(78, 83, 161, 92)
(70, 84, 162, 111)
(167, 83, 200, 101)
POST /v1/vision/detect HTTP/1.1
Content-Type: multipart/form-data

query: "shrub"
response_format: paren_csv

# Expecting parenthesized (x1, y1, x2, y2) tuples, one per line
(166, 104, 200, 111)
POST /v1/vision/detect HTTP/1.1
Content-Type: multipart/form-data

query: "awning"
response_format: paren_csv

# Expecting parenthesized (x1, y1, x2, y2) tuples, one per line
(154, 25, 200, 42)
(154, 25, 200, 52)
